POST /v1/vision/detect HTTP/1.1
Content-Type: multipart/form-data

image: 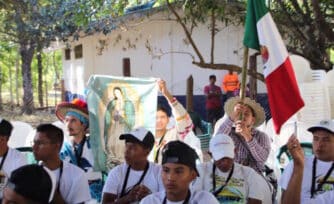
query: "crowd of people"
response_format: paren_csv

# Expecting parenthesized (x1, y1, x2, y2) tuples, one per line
(1, 78, 333, 204)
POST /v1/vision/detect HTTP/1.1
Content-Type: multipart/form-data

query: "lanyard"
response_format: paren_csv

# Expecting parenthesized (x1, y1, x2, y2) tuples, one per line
(212, 163, 234, 196)
(154, 134, 166, 163)
(0, 150, 8, 171)
(310, 157, 334, 198)
(162, 190, 191, 204)
(120, 162, 149, 197)
(74, 137, 86, 168)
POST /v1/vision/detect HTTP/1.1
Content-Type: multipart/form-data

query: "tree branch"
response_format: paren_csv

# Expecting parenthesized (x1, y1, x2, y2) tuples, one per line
(210, 9, 215, 64)
(311, 0, 334, 42)
(192, 61, 265, 82)
(166, 0, 204, 63)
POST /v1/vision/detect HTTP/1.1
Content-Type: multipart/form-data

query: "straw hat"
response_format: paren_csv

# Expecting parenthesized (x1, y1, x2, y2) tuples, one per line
(55, 98, 89, 122)
(224, 97, 265, 127)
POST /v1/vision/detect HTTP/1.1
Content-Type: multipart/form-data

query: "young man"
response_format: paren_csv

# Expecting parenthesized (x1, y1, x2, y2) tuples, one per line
(102, 127, 163, 204)
(214, 97, 270, 174)
(279, 119, 334, 203)
(56, 98, 103, 201)
(222, 70, 239, 100)
(2, 164, 56, 204)
(0, 118, 27, 202)
(193, 133, 272, 204)
(204, 75, 223, 125)
(150, 79, 202, 164)
(32, 123, 91, 204)
(141, 141, 219, 204)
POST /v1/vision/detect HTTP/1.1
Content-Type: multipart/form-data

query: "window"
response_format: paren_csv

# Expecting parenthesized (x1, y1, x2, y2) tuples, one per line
(74, 44, 83, 59)
(65, 48, 71, 60)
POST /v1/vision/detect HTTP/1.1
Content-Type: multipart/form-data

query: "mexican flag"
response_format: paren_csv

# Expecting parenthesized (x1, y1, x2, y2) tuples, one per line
(243, 0, 304, 134)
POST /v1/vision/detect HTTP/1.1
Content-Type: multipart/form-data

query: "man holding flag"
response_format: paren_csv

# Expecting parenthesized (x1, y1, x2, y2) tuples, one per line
(243, 0, 304, 134)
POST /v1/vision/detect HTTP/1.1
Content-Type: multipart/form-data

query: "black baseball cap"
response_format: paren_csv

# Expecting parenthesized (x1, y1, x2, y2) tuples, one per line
(162, 141, 200, 176)
(119, 127, 155, 150)
(0, 118, 13, 137)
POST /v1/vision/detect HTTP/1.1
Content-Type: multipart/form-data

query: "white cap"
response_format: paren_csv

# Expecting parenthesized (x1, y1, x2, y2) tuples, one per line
(308, 120, 334, 134)
(209, 133, 235, 161)
(119, 127, 155, 150)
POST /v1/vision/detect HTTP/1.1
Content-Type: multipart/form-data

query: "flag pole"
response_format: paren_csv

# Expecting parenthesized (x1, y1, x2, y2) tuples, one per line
(239, 47, 249, 101)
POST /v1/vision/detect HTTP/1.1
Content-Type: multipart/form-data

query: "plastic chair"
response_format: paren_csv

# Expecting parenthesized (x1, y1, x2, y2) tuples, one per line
(196, 120, 212, 151)
(8, 121, 34, 148)
(276, 142, 313, 172)
(16, 147, 36, 164)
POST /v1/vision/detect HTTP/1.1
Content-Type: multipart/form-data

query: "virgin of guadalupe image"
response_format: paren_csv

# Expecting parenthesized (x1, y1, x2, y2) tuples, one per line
(104, 86, 135, 168)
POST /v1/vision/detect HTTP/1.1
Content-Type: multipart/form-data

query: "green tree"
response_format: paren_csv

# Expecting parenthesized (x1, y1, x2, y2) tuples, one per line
(0, 0, 78, 113)
(271, 0, 333, 70)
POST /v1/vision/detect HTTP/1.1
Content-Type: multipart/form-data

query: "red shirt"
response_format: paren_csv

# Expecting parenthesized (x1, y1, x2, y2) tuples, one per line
(204, 85, 222, 109)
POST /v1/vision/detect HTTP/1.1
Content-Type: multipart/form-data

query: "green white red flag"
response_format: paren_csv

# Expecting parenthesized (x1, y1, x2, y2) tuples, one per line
(243, 0, 304, 134)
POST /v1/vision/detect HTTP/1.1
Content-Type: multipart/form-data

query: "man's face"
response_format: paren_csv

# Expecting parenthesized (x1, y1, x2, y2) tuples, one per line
(0, 135, 9, 146)
(124, 142, 148, 166)
(64, 115, 86, 137)
(156, 110, 169, 131)
(32, 132, 58, 162)
(2, 188, 31, 204)
(162, 163, 196, 199)
(214, 157, 234, 172)
(312, 129, 334, 161)
(239, 105, 255, 127)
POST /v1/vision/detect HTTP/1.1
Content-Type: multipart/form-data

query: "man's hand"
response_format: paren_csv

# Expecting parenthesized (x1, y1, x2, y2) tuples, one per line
(157, 79, 173, 102)
(235, 119, 252, 142)
(128, 185, 152, 201)
(231, 103, 244, 121)
(287, 134, 304, 168)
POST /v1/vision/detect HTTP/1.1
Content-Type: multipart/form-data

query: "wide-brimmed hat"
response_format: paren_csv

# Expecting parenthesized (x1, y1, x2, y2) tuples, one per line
(224, 96, 265, 127)
(55, 98, 89, 122)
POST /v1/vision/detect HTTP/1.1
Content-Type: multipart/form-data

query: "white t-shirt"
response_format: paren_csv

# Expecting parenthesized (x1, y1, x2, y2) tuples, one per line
(52, 161, 91, 204)
(192, 161, 272, 204)
(103, 162, 163, 201)
(279, 155, 334, 204)
(0, 148, 27, 199)
(307, 190, 334, 204)
(140, 189, 219, 204)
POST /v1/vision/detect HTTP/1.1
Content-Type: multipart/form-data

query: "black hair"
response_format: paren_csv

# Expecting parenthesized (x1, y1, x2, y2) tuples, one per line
(157, 104, 171, 117)
(36, 124, 64, 146)
(0, 118, 13, 138)
(8, 164, 52, 204)
(209, 75, 216, 80)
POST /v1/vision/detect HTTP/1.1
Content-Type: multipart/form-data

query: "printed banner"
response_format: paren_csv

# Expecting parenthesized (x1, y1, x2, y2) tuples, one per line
(86, 75, 158, 171)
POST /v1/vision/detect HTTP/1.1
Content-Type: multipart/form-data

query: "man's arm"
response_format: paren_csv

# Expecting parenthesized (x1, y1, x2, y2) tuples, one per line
(281, 135, 304, 204)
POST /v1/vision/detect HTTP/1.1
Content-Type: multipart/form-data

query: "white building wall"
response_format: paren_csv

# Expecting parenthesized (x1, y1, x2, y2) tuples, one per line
(62, 11, 268, 96)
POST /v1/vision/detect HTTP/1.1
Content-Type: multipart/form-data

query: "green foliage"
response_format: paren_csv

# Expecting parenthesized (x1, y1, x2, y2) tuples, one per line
(270, 0, 333, 70)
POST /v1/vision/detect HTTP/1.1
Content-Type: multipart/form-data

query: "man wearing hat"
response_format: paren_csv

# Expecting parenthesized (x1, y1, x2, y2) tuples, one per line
(140, 141, 219, 204)
(214, 97, 271, 174)
(102, 127, 164, 204)
(2, 164, 56, 204)
(192, 133, 272, 204)
(56, 98, 103, 201)
(0, 118, 27, 202)
(279, 119, 334, 203)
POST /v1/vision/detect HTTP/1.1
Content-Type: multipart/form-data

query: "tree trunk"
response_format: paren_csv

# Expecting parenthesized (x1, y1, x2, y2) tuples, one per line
(9, 61, 13, 110)
(15, 52, 20, 106)
(0, 65, 3, 111)
(20, 42, 35, 114)
(37, 47, 43, 107)
(186, 75, 194, 112)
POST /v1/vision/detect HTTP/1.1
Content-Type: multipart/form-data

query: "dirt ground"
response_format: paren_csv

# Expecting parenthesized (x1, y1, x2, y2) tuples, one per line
(0, 103, 58, 127)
